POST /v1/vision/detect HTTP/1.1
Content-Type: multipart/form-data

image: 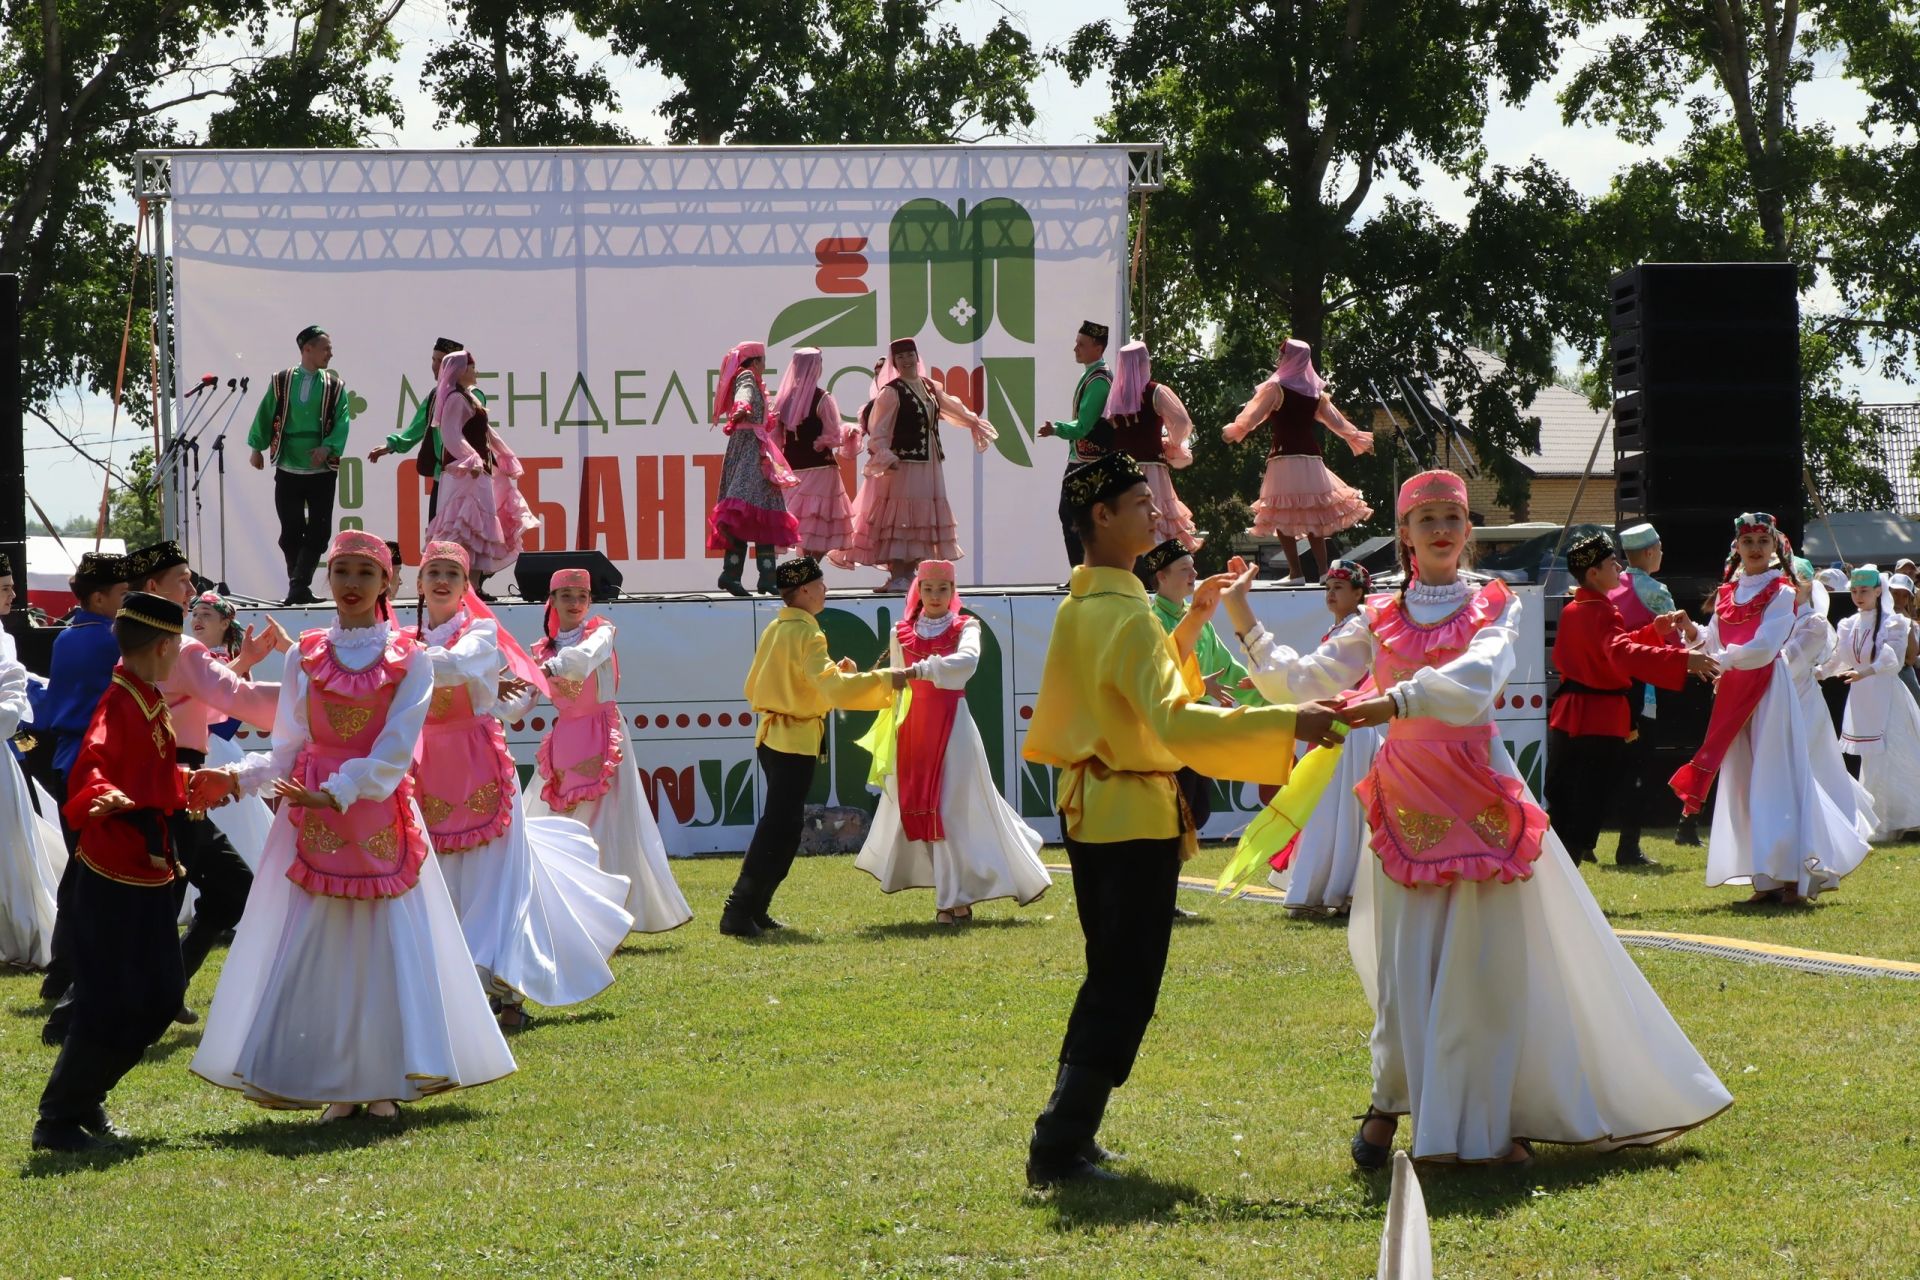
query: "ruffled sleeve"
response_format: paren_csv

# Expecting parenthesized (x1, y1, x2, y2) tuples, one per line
(1222, 381, 1279, 444)
(488, 429, 523, 479)
(814, 391, 845, 453)
(318, 648, 433, 810)
(1316, 395, 1374, 456)
(932, 383, 997, 451)
(439, 399, 483, 473)
(1155, 383, 1196, 468)
(1391, 591, 1521, 725)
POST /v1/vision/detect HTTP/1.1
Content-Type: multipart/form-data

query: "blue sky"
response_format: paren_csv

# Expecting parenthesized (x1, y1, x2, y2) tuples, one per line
(26, 1, 1906, 523)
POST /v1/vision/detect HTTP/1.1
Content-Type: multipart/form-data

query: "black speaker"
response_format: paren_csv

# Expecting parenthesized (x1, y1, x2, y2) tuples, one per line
(514, 550, 623, 603)
(1611, 262, 1801, 600)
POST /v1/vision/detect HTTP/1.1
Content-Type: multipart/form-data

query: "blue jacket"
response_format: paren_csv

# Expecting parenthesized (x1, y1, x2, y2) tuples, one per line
(44, 610, 120, 776)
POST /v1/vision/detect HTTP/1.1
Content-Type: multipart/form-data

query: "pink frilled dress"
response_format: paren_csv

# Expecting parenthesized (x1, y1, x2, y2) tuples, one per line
(1108, 380, 1204, 552)
(1298, 576, 1731, 1161)
(1223, 381, 1373, 538)
(840, 377, 995, 568)
(405, 610, 633, 1007)
(192, 622, 516, 1108)
(781, 387, 858, 555)
(425, 392, 541, 574)
(525, 618, 693, 933)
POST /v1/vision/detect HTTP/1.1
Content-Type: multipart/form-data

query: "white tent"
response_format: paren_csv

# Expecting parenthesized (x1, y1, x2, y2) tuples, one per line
(25, 535, 126, 614)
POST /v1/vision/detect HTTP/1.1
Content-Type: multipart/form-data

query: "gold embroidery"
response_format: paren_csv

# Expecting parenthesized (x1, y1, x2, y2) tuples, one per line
(364, 825, 400, 862)
(298, 814, 347, 857)
(1469, 803, 1510, 847)
(418, 794, 454, 827)
(1395, 806, 1454, 853)
(465, 781, 502, 814)
(152, 725, 170, 758)
(324, 703, 374, 739)
(549, 676, 585, 702)
(428, 687, 457, 719)
(567, 757, 604, 777)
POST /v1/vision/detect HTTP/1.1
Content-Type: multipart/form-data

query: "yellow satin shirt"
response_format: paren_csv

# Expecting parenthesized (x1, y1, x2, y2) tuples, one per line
(1022, 566, 1299, 850)
(744, 607, 893, 756)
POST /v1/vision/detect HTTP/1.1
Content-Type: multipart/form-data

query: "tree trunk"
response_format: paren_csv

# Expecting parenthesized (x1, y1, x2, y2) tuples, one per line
(492, 19, 517, 144)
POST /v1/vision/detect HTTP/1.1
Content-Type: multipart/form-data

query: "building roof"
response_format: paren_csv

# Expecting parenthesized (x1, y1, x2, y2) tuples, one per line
(1867, 403, 1920, 516)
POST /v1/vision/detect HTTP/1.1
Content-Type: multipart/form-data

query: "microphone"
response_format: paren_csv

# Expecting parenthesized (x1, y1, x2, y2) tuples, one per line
(183, 373, 219, 399)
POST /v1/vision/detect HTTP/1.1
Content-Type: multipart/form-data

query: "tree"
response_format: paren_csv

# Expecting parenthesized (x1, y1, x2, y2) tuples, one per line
(580, 0, 1040, 145)
(1060, 0, 1582, 516)
(423, 0, 635, 145)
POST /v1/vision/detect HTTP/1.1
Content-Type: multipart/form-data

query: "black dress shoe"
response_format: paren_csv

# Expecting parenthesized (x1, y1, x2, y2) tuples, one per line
(1615, 853, 1658, 868)
(79, 1107, 129, 1141)
(1026, 1152, 1123, 1188)
(753, 910, 784, 931)
(1674, 819, 1703, 847)
(174, 1003, 198, 1025)
(1081, 1137, 1118, 1165)
(1567, 847, 1597, 866)
(1350, 1109, 1396, 1170)
(1172, 904, 1198, 919)
(31, 1121, 109, 1153)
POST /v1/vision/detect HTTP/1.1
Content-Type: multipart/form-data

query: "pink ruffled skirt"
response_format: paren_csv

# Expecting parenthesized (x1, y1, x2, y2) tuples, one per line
(839, 460, 961, 567)
(428, 470, 539, 574)
(1143, 461, 1203, 552)
(786, 467, 853, 554)
(1250, 455, 1372, 538)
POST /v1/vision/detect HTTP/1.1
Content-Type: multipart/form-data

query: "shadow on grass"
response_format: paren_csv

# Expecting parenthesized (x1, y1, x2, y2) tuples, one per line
(513, 1007, 617, 1035)
(1033, 1169, 1209, 1229)
(615, 937, 686, 959)
(21, 1135, 164, 1178)
(1351, 1144, 1708, 1220)
(194, 1101, 485, 1157)
(858, 917, 1042, 942)
(732, 929, 824, 948)
(143, 1030, 206, 1063)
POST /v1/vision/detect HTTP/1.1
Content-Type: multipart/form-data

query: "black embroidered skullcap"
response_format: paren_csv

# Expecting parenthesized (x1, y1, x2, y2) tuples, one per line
(1078, 320, 1110, 343)
(295, 324, 329, 348)
(1063, 451, 1147, 516)
(127, 539, 189, 583)
(0, 551, 11, 578)
(433, 336, 463, 354)
(115, 590, 184, 635)
(1566, 533, 1616, 580)
(72, 551, 129, 593)
(774, 556, 824, 590)
(1324, 559, 1372, 592)
(1135, 539, 1190, 580)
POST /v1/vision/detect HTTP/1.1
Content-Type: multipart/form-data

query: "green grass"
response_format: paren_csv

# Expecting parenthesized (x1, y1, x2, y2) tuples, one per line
(3, 834, 1918, 1277)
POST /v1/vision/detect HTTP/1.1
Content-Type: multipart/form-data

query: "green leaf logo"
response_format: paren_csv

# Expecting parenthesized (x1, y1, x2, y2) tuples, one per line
(889, 198, 1035, 344)
(348, 392, 368, 419)
(768, 293, 879, 349)
(982, 357, 1036, 469)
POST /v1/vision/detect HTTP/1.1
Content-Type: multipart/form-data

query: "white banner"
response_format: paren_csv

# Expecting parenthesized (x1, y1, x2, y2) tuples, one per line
(164, 147, 1133, 598)
(231, 586, 1551, 855)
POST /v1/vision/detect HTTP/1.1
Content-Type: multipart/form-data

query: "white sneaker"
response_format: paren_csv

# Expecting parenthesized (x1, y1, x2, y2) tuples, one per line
(1281, 575, 1304, 586)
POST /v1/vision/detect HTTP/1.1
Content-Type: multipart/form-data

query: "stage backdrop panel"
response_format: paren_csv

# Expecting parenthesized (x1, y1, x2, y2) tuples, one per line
(232, 584, 1548, 856)
(163, 147, 1133, 600)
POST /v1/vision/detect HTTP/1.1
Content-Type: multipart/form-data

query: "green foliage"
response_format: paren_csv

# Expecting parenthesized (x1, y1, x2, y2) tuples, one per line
(103, 446, 164, 547)
(423, 0, 635, 146)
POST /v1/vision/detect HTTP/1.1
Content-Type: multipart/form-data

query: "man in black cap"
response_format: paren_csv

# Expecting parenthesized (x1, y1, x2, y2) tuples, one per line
(246, 324, 352, 605)
(369, 337, 487, 526)
(31, 590, 239, 1152)
(1037, 321, 1113, 569)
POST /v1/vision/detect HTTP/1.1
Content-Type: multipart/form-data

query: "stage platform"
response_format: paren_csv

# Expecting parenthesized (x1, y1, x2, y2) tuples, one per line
(219, 581, 1552, 858)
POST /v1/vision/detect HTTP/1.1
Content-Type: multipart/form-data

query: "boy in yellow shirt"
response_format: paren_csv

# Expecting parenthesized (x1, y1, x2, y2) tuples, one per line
(1021, 452, 1341, 1187)
(725, 556, 899, 938)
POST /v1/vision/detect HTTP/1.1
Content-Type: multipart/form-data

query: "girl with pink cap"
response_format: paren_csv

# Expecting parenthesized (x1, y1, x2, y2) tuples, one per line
(422, 350, 540, 598)
(708, 340, 800, 596)
(525, 567, 694, 933)
(842, 337, 998, 592)
(853, 560, 1051, 923)
(192, 530, 516, 1122)
(1221, 338, 1373, 583)
(400, 542, 635, 1030)
(1314, 472, 1731, 1169)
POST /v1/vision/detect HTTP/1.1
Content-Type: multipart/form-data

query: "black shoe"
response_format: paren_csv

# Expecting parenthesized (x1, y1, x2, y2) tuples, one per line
(38, 972, 68, 1003)
(719, 876, 764, 938)
(1027, 1150, 1123, 1187)
(1081, 1137, 1118, 1165)
(31, 1121, 109, 1154)
(754, 910, 785, 931)
(1675, 818, 1702, 847)
(1172, 904, 1197, 920)
(174, 1004, 198, 1025)
(1027, 1065, 1120, 1188)
(717, 543, 751, 598)
(79, 1107, 129, 1141)
(753, 544, 778, 596)
(1615, 853, 1658, 868)
(1351, 1108, 1397, 1170)
(1568, 847, 1597, 866)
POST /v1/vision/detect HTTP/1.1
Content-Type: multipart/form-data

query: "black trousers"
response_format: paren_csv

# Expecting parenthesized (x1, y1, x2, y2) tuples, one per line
(1175, 768, 1214, 831)
(1546, 729, 1626, 856)
(1057, 481, 1083, 570)
(40, 767, 79, 999)
(170, 748, 253, 981)
(739, 745, 817, 893)
(1057, 831, 1182, 1087)
(38, 861, 186, 1124)
(273, 467, 337, 587)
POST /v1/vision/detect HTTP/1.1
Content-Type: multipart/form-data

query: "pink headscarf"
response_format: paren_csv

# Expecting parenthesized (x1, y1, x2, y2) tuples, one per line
(771, 347, 824, 434)
(1395, 469, 1470, 519)
(433, 351, 473, 432)
(1103, 340, 1151, 418)
(542, 568, 594, 643)
(711, 341, 767, 424)
(905, 559, 962, 621)
(1264, 338, 1327, 401)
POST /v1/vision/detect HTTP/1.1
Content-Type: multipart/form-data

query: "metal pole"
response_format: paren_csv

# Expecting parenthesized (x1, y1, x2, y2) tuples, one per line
(153, 194, 177, 541)
(1550, 403, 1616, 565)
(0, 274, 24, 632)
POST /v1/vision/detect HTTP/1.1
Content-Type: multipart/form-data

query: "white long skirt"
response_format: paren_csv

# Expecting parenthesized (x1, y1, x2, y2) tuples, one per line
(854, 701, 1051, 910)
(525, 723, 693, 934)
(191, 808, 516, 1109)
(437, 805, 632, 1009)
(1267, 726, 1381, 911)
(0, 759, 64, 969)
(1706, 661, 1871, 896)
(1793, 674, 1877, 846)
(1347, 738, 1732, 1162)
(206, 733, 272, 872)
(1844, 673, 1920, 840)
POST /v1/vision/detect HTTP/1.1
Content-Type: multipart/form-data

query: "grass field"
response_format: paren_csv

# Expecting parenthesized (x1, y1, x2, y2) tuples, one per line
(3, 834, 1918, 1278)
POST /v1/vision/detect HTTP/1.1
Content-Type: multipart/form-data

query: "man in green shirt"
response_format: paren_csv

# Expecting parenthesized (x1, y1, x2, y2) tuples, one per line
(1037, 320, 1111, 568)
(246, 324, 352, 605)
(368, 336, 476, 527)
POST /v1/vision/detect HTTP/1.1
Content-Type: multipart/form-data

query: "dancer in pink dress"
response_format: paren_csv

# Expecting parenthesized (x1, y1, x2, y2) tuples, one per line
(708, 340, 800, 596)
(1321, 471, 1730, 1169)
(526, 569, 694, 934)
(773, 347, 858, 562)
(192, 531, 514, 1120)
(402, 542, 634, 1030)
(1103, 340, 1203, 552)
(1222, 339, 1373, 583)
(842, 337, 998, 592)
(423, 350, 539, 597)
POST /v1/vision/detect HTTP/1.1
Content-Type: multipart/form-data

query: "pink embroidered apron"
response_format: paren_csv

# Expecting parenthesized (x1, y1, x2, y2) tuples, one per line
(1351, 580, 1549, 888)
(894, 617, 969, 842)
(1669, 576, 1789, 816)
(405, 616, 518, 852)
(533, 619, 624, 813)
(287, 631, 430, 900)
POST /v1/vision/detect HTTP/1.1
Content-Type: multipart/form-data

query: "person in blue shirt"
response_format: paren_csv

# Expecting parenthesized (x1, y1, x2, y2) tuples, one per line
(37, 551, 130, 1007)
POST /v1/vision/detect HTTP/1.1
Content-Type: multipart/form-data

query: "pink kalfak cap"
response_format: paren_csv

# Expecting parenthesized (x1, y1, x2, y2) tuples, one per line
(905, 558, 962, 620)
(327, 529, 393, 575)
(1395, 469, 1469, 519)
(421, 540, 470, 574)
(549, 567, 593, 593)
